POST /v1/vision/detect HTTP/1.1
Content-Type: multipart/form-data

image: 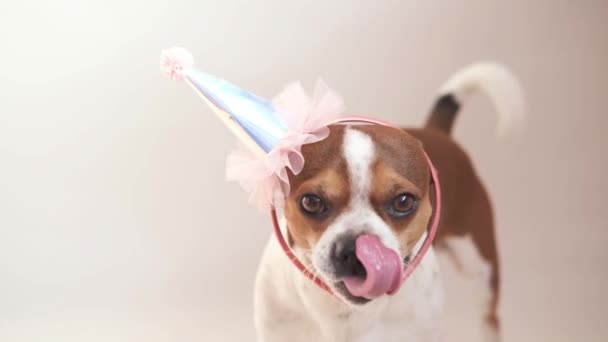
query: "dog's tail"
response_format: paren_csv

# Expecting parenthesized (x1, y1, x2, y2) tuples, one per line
(425, 62, 525, 137)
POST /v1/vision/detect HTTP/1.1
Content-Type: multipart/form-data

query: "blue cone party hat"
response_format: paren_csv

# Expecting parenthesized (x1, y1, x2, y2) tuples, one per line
(160, 47, 287, 155)
(160, 46, 346, 210)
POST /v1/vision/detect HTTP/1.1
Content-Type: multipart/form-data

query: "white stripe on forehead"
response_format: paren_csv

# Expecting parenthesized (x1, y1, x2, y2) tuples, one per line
(342, 127, 375, 202)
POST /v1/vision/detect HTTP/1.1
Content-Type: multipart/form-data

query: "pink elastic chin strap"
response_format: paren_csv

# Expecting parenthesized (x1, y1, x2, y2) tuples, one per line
(270, 116, 442, 299)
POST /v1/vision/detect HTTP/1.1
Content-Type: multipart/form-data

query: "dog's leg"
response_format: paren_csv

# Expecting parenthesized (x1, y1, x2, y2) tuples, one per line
(481, 257, 501, 342)
(466, 184, 500, 342)
(436, 179, 501, 341)
(436, 234, 500, 342)
(469, 187, 501, 342)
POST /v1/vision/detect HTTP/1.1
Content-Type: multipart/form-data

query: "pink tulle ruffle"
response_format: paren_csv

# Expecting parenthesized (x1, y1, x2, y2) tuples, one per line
(226, 80, 345, 211)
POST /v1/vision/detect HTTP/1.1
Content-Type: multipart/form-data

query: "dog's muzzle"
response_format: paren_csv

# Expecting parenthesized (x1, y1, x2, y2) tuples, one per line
(331, 234, 403, 299)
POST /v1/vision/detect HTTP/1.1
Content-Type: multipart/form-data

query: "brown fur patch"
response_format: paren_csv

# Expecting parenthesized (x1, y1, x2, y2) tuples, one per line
(284, 126, 349, 249)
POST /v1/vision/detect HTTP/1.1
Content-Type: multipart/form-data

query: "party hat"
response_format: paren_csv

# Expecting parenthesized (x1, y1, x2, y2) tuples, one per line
(160, 47, 345, 210)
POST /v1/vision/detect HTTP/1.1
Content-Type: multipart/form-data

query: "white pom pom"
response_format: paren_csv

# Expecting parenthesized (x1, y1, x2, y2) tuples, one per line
(160, 47, 194, 80)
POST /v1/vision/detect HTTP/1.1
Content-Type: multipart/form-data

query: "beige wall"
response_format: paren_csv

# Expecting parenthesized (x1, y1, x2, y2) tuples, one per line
(0, 0, 606, 341)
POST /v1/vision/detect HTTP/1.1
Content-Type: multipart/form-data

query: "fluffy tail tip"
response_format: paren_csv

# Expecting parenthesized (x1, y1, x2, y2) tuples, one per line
(439, 62, 526, 138)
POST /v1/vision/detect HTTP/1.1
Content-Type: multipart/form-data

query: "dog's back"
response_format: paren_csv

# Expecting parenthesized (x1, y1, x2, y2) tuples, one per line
(407, 63, 524, 341)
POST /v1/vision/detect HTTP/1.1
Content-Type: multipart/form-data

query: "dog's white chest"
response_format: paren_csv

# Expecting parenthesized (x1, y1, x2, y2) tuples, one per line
(254, 237, 444, 342)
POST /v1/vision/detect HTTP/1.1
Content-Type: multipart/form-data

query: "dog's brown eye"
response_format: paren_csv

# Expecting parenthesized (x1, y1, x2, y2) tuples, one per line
(388, 193, 418, 218)
(300, 194, 327, 216)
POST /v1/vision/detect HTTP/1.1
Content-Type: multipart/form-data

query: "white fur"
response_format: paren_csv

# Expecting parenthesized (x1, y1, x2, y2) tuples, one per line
(439, 62, 525, 137)
(342, 127, 375, 201)
(254, 128, 444, 342)
(255, 232, 443, 342)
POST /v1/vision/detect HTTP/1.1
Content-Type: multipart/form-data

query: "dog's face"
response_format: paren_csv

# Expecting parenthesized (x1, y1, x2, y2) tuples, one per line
(284, 124, 434, 304)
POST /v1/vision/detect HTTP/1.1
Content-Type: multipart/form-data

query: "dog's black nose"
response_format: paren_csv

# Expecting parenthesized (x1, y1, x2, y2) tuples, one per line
(332, 235, 366, 278)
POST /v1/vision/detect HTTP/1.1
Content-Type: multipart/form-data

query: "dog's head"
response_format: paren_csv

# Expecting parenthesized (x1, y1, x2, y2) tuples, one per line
(284, 124, 434, 304)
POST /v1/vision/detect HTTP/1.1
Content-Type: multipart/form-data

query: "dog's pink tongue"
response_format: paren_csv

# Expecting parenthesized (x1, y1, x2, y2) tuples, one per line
(342, 234, 403, 299)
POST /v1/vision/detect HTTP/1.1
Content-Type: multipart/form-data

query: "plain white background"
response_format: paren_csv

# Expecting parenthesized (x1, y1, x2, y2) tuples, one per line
(1, 0, 607, 341)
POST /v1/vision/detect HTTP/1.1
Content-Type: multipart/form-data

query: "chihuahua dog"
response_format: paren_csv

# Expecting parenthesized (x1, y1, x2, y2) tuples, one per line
(254, 63, 524, 342)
